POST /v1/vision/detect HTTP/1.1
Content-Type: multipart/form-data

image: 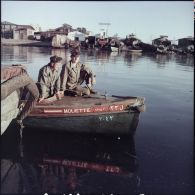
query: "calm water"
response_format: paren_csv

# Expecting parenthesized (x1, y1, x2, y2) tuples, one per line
(1, 46, 194, 195)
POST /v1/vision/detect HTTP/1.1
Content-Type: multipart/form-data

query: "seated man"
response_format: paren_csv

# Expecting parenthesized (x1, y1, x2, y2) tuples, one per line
(60, 50, 96, 96)
(37, 55, 62, 102)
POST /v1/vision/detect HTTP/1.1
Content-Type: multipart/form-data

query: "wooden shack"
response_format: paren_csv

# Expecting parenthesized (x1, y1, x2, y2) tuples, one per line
(13, 25, 35, 40)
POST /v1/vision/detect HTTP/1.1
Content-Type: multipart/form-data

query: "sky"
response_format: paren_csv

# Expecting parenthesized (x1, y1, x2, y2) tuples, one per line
(1, 1, 194, 43)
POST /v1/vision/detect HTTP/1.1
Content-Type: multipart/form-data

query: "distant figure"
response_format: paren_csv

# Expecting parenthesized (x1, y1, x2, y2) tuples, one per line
(37, 55, 62, 103)
(60, 50, 96, 96)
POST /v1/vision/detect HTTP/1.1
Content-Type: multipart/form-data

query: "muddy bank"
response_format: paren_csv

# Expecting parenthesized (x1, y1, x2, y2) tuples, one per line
(1, 38, 51, 47)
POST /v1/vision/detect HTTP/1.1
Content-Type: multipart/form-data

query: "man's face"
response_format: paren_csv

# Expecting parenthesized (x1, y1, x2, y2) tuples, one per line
(71, 55, 79, 63)
(51, 62, 62, 70)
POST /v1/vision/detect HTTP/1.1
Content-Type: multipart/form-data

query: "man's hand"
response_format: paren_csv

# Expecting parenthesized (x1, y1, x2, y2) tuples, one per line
(59, 90, 64, 95)
(91, 77, 96, 85)
(38, 97, 44, 103)
(86, 83, 92, 89)
(56, 91, 64, 100)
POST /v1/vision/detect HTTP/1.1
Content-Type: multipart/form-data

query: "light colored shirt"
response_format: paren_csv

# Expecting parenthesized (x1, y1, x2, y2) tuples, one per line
(38, 63, 61, 98)
(60, 61, 94, 91)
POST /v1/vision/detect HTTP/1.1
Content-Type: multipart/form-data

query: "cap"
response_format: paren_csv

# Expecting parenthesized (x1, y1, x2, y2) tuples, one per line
(70, 50, 80, 57)
(50, 55, 62, 63)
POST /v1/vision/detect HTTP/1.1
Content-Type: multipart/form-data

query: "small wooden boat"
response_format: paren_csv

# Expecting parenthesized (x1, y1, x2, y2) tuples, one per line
(23, 94, 145, 134)
(128, 49, 143, 53)
(111, 46, 119, 52)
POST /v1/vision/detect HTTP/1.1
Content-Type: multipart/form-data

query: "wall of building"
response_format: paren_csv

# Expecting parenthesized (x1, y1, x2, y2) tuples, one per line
(178, 39, 193, 47)
(1, 24, 17, 38)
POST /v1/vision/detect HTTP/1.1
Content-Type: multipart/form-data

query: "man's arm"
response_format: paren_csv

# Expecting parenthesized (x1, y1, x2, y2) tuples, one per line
(60, 64, 68, 91)
(55, 75, 61, 92)
(37, 68, 48, 99)
(81, 64, 95, 76)
(81, 64, 96, 85)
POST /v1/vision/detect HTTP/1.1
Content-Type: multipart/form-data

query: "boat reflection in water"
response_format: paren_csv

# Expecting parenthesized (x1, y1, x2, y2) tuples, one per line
(1, 116, 140, 194)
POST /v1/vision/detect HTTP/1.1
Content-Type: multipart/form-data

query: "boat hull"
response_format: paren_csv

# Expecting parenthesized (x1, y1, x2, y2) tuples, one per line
(1, 65, 39, 135)
(128, 49, 142, 53)
(23, 111, 140, 135)
(1, 91, 20, 135)
(111, 46, 119, 52)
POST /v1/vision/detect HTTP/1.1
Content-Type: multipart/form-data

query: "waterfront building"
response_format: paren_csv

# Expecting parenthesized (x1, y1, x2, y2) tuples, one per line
(178, 36, 194, 47)
(1, 21, 17, 39)
(13, 25, 35, 40)
(1, 21, 35, 39)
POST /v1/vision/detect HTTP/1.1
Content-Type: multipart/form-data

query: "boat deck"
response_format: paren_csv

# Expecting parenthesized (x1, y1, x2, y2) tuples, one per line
(26, 94, 144, 117)
(36, 94, 138, 108)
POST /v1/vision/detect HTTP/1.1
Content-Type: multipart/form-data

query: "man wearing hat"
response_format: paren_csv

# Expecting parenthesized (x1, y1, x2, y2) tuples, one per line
(60, 50, 96, 96)
(37, 55, 62, 102)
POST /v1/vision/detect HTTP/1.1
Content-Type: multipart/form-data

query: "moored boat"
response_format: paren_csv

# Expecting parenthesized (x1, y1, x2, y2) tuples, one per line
(1, 65, 39, 135)
(123, 33, 142, 53)
(111, 46, 119, 52)
(128, 49, 143, 53)
(152, 35, 172, 54)
(23, 94, 145, 134)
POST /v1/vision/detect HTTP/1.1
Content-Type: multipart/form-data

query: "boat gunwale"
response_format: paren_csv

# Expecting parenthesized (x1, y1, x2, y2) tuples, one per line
(34, 95, 142, 107)
(27, 109, 137, 118)
(27, 96, 144, 117)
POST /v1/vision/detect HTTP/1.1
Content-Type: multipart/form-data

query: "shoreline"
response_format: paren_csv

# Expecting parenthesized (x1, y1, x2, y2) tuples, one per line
(1, 38, 51, 47)
(1, 38, 193, 56)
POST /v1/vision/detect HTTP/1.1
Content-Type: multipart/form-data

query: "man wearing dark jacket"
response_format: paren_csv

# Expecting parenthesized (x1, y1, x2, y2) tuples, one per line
(37, 55, 62, 102)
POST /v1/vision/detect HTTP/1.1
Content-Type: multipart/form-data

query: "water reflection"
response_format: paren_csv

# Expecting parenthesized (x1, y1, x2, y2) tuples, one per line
(1, 46, 33, 64)
(110, 51, 119, 57)
(123, 52, 142, 67)
(155, 54, 173, 65)
(95, 50, 111, 62)
(1, 120, 140, 194)
(2, 45, 193, 71)
(51, 48, 70, 64)
(175, 54, 194, 67)
(80, 49, 96, 63)
(145, 53, 194, 68)
(109, 51, 120, 65)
